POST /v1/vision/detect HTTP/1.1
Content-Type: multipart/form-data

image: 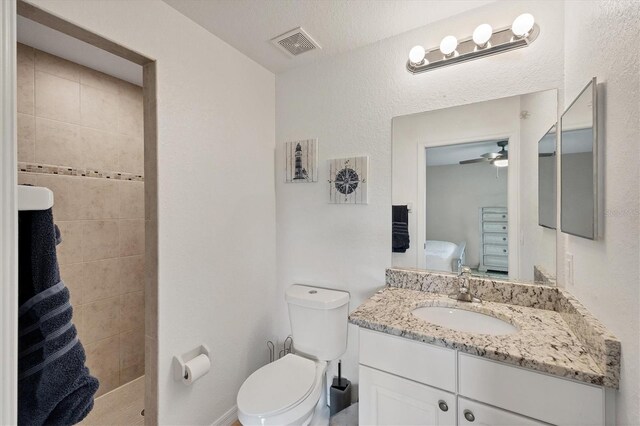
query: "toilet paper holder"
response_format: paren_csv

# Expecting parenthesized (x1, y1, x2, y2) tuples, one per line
(173, 344, 210, 382)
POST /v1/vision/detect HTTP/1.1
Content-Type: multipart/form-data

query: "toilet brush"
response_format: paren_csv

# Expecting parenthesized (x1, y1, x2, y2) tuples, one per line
(330, 360, 351, 416)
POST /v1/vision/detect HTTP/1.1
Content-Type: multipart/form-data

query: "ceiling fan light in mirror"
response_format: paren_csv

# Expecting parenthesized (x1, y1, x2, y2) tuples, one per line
(409, 45, 427, 66)
(512, 13, 535, 38)
(472, 24, 493, 48)
(492, 158, 509, 167)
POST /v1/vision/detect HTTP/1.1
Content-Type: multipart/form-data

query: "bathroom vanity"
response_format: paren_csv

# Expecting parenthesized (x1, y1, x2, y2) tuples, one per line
(350, 269, 620, 426)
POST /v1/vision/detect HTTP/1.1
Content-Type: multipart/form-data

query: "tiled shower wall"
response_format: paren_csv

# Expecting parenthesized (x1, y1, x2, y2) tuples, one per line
(16, 43, 145, 396)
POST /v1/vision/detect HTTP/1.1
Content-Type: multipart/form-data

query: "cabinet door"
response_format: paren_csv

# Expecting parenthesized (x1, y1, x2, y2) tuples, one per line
(359, 365, 455, 426)
(458, 398, 547, 426)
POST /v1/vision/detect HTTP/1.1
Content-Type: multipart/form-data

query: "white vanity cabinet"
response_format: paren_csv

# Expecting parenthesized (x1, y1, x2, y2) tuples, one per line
(358, 329, 612, 426)
(359, 366, 456, 425)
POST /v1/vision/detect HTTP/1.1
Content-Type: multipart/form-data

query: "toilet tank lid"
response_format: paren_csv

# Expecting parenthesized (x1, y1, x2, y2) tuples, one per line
(286, 285, 349, 309)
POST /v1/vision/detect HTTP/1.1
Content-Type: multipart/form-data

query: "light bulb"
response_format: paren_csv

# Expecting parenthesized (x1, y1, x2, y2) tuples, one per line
(408, 45, 426, 65)
(473, 24, 493, 48)
(512, 13, 535, 38)
(493, 158, 509, 167)
(439, 35, 458, 56)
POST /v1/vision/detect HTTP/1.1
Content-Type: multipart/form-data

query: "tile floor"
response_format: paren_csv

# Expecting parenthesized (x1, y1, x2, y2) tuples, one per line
(80, 376, 144, 425)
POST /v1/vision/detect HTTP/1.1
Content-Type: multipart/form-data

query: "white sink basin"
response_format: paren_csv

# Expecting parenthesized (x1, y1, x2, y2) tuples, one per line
(412, 306, 518, 335)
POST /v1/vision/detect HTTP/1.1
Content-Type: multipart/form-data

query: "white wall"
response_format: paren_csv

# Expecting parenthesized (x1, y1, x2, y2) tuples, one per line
(276, 0, 564, 396)
(24, 0, 277, 423)
(519, 90, 558, 280)
(561, 1, 640, 423)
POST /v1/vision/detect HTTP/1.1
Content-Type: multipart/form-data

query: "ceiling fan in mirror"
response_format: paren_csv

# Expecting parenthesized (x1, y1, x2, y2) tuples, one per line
(459, 140, 510, 167)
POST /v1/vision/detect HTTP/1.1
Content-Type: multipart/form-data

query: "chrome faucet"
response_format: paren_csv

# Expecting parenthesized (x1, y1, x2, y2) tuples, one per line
(449, 267, 481, 303)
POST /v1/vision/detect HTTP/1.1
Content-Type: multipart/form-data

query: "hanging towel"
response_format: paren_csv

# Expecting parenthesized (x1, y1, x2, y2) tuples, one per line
(18, 209, 99, 426)
(392, 205, 410, 253)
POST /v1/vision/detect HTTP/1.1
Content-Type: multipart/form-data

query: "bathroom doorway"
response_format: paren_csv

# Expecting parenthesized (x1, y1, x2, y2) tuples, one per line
(2, 2, 158, 423)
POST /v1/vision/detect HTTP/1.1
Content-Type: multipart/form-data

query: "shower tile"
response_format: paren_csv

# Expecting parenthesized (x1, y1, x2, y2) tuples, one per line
(118, 134, 144, 175)
(80, 84, 119, 132)
(119, 219, 144, 257)
(83, 179, 119, 220)
(117, 84, 143, 137)
(35, 71, 81, 124)
(80, 127, 120, 171)
(35, 117, 83, 168)
(120, 291, 144, 333)
(55, 221, 83, 265)
(119, 255, 144, 294)
(120, 363, 144, 386)
(82, 296, 121, 344)
(17, 43, 34, 65)
(83, 259, 120, 303)
(120, 327, 144, 372)
(17, 113, 35, 162)
(85, 335, 120, 397)
(59, 262, 84, 306)
(17, 61, 34, 115)
(35, 50, 80, 82)
(37, 174, 84, 221)
(119, 181, 144, 219)
(82, 220, 119, 261)
(80, 66, 121, 94)
(17, 173, 38, 186)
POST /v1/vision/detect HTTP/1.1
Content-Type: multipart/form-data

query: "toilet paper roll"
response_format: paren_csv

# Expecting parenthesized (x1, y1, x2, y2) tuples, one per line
(183, 354, 210, 385)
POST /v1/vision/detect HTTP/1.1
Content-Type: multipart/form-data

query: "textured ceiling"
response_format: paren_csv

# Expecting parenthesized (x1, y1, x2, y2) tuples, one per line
(162, 0, 495, 73)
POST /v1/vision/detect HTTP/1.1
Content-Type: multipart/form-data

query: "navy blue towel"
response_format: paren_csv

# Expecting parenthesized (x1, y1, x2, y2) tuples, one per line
(18, 209, 99, 426)
(392, 205, 410, 253)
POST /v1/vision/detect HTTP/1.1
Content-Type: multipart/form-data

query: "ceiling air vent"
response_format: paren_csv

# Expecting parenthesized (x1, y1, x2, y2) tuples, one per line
(271, 27, 320, 57)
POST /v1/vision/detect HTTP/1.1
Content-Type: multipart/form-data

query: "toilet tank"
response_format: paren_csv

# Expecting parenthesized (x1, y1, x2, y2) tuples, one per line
(285, 285, 350, 361)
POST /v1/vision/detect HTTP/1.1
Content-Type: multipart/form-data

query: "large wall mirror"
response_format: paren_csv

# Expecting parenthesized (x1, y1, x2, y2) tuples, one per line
(392, 90, 558, 284)
(538, 124, 557, 230)
(561, 78, 597, 239)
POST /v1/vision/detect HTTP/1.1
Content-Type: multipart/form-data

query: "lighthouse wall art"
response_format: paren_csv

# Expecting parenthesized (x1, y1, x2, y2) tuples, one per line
(328, 156, 369, 204)
(284, 139, 318, 183)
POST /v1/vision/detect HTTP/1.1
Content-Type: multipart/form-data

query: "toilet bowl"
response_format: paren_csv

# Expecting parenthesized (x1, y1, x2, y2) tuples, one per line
(237, 354, 327, 426)
(237, 285, 350, 426)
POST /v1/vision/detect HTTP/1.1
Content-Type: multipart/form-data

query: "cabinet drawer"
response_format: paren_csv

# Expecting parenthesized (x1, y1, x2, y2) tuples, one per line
(483, 222, 508, 233)
(359, 366, 456, 426)
(458, 354, 604, 426)
(484, 244, 508, 256)
(483, 212, 508, 221)
(482, 207, 507, 214)
(359, 328, 456, 392)
(458, 397, 546, 425)
(483, 255, 508, 267)
(483, 233, 508, 245)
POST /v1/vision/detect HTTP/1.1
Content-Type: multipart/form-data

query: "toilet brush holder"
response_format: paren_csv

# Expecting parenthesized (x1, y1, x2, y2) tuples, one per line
(329, 376, 351, 416)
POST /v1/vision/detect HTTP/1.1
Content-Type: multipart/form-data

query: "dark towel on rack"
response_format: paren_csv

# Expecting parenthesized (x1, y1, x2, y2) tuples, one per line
(392, 205, 410, 253)
(18, 209, 98, 426)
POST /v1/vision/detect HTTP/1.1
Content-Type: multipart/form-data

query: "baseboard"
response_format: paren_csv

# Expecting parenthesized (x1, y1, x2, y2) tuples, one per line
(212, 405, 238, 426)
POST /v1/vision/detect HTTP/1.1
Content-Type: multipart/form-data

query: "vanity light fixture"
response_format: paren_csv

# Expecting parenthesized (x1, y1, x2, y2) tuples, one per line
(406, 13, 539, 74)
(472, 24, 493, 48)
(409, 45, 427, 65)
(439, 35, 458, 57)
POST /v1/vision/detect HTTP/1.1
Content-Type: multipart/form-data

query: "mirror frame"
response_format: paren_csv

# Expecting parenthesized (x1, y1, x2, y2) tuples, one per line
(560, 77, 598, 240)
(538, 123, 557, 230)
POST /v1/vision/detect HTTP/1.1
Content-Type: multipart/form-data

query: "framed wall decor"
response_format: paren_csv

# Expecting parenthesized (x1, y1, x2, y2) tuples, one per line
(284, 139, 318, 183)
(328, 156, 369, 204)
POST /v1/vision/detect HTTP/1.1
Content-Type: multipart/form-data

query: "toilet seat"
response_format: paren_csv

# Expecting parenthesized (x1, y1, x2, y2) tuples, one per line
(237, 354, 327, 425)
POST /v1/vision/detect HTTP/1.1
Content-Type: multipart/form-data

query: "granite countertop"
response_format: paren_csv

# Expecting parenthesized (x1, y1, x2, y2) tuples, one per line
(349, 284, 616, 387)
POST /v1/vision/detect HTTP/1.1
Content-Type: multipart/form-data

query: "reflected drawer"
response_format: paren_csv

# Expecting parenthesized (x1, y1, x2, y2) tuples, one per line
(484, 244, 508, 256)
(483, 222, 508, 233)
(484, 233, 508, 244)
(484, 255, 508, 267)
(483, 212, 508, 221)
(482, 207, 507, 214)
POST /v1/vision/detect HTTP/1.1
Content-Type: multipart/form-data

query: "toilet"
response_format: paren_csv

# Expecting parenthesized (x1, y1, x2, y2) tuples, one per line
(237, 284, 350, 426)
